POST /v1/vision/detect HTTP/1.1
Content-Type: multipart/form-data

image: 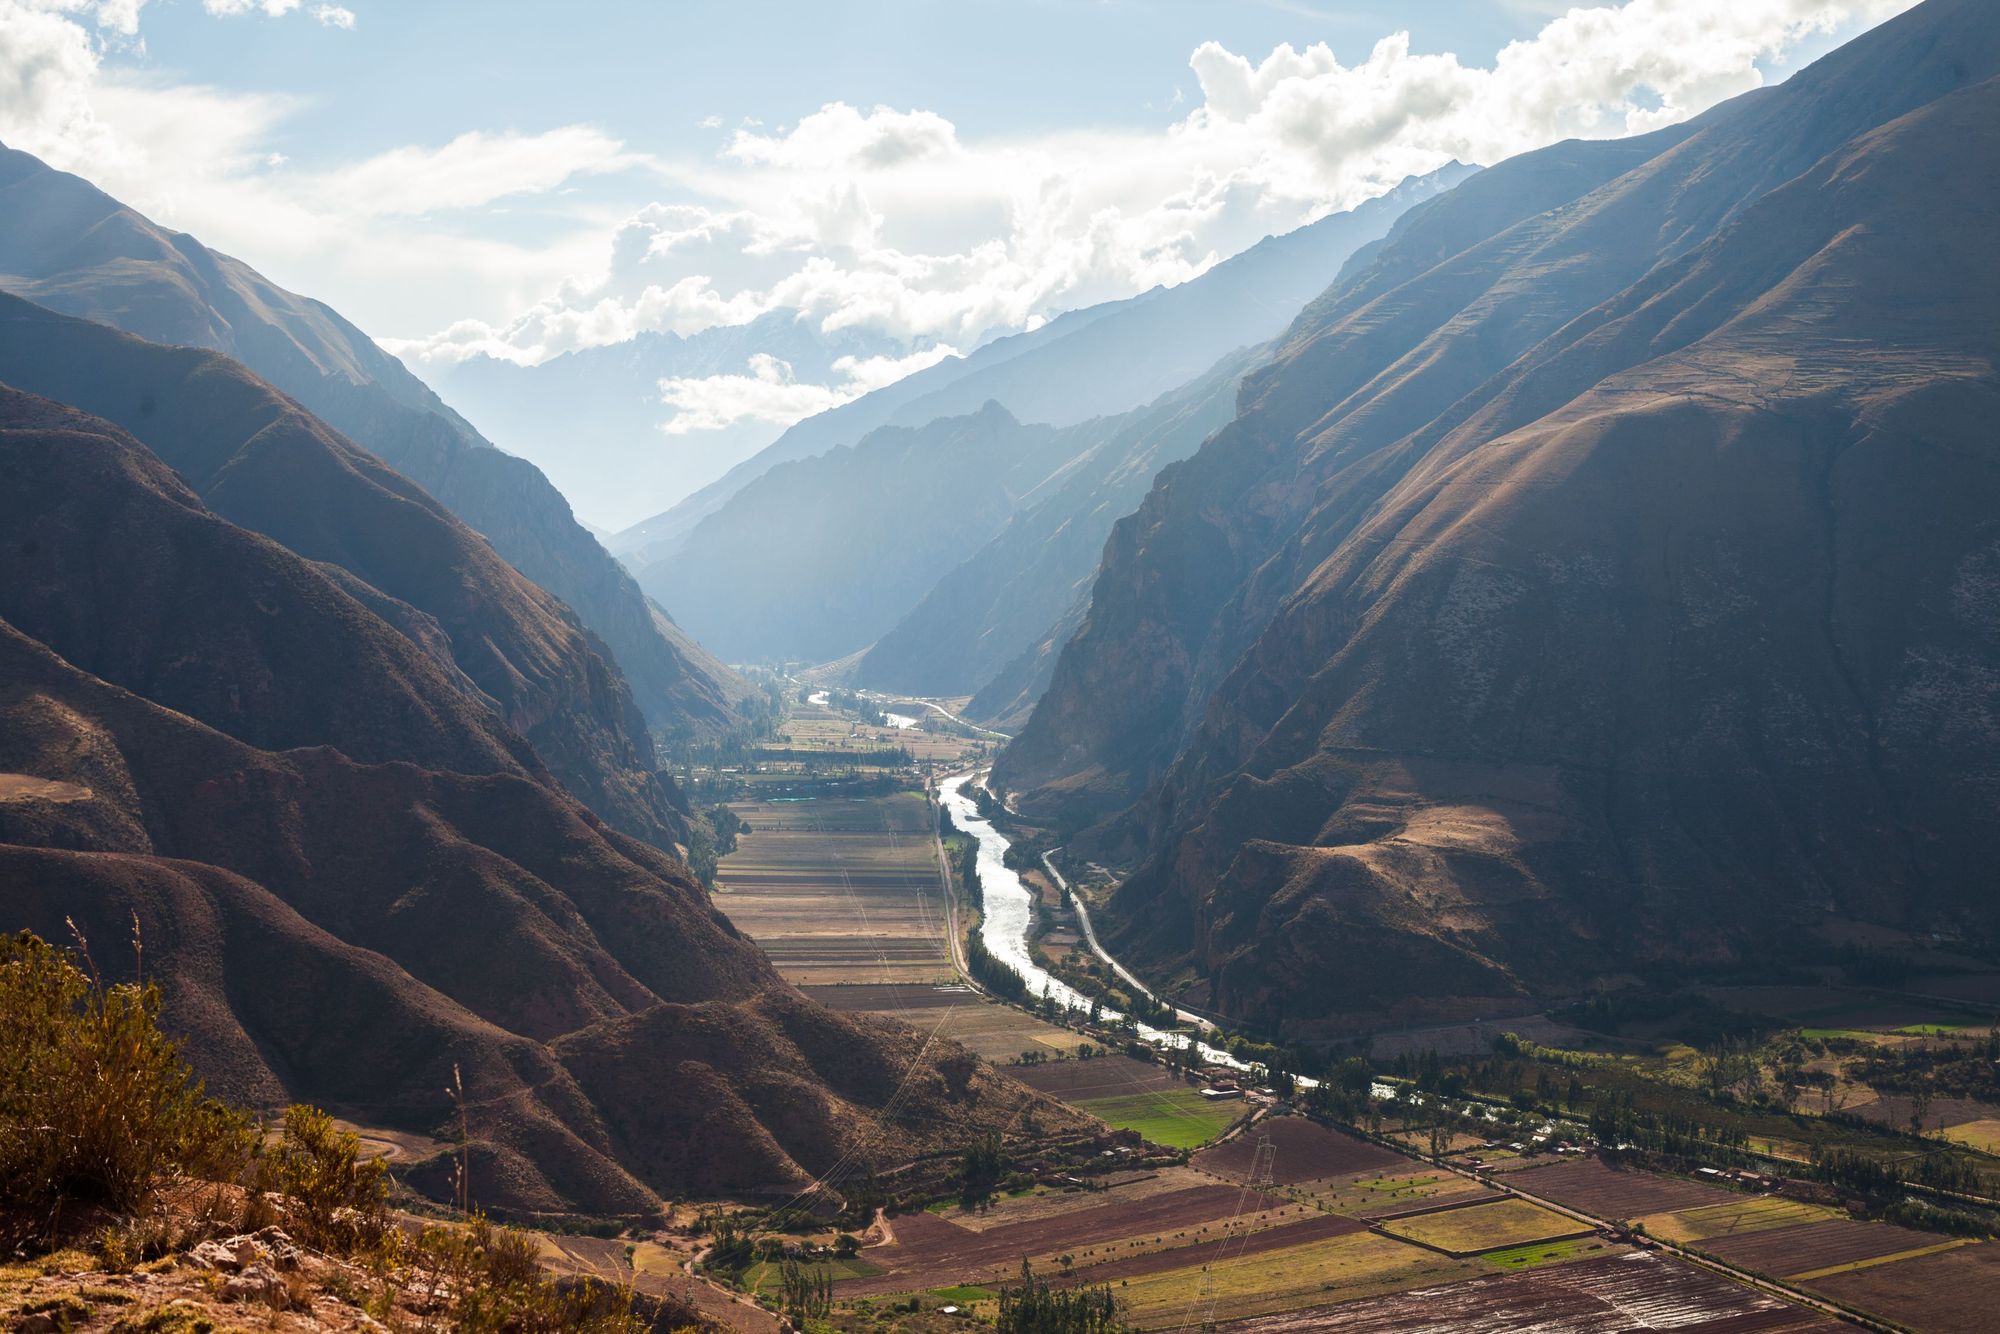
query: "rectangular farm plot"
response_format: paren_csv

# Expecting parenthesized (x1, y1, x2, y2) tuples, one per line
(802, 983, 1087, 1062)
(1639, 1195, 1838, 1245)
(1941, 1116, 2000, 1154)
(714, 795, 952, 986)
(842, 1184, 1292, 1297)
(1703, 1216, 1971, 1280)
(1306, 1169, 1496, 1219)
(1376, 1197, 1590, 1257)
(1071, 1088, 1242, 1149)
(1108, 1230, 1477, 1329)
(1211, 1250, 1849, 1334)
(1012, 1055, 1239, 1145)
(1808, 1238, 2000, 1334)
(1010, 1053, 1190, 1099)
(1194, 1116, 1406, 1184)
(1502, 1155, 1735, 1219)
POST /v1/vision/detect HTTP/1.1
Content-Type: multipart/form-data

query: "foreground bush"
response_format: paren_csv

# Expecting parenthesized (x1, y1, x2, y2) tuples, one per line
(0, 929, 251, 1245)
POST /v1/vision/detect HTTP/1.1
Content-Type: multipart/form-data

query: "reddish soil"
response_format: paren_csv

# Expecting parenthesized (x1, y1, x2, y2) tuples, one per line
(1011, 1055, 1191, 1099)
(843, 1184, 1284, 1296)
(1504, 1157, 1733, 1219)
(1212, 1251, 1846, 1333)
(1809, 1240, 2000, 1334)
(1194, 1117, 1405, 1185)
(1055, 1213, 1369, 1285)
(1703, 1217, 1951, 1276)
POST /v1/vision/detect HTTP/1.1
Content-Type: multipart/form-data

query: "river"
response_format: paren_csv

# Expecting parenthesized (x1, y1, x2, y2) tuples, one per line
(938, 772, 1315, 1087)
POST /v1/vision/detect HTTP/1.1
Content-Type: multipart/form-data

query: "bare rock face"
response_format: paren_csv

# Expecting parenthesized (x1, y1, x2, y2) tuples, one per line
(999, 0, 2000, 1032)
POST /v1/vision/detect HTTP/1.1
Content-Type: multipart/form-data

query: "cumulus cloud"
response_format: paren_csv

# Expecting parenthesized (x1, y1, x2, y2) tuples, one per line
(657, 343, 959, 435)
(0, 0, 1920, 400)
(412, 0, 1913, 374)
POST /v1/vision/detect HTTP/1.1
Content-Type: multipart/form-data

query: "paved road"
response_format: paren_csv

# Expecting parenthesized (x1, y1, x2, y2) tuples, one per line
(1043, 847, 1216, 1032)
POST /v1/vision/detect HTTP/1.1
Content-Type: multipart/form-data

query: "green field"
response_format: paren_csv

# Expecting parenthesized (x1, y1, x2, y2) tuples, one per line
(1480, 1237, 1608, 1271)
(1071, 1089, 1242, 1149)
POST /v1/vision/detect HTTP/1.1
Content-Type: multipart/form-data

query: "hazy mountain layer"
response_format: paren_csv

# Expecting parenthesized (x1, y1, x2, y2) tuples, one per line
(855, 346, 1259, 705)
(432, 311, 909, 532)
(612, 166, 1473, 571)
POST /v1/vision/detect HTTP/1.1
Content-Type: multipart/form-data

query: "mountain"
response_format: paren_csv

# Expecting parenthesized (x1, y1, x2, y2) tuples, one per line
(644, 403, 1094, 664)
(853, 345, 1260, 712)
(0, 293, 687, 847)
(0, 384, 1085, 1214)
(998, 0, 2000, 1034)
(611, 166, 1474, 571)
(0, 142, 745, 740)
(426, 311, 910, 532)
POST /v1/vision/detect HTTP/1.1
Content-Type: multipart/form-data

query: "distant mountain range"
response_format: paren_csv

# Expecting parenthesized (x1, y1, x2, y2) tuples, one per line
(608, 165, 1472, 575)
(631, 166, 1474, 690)
(0, 143, 746, 745)
(996, 0, 2000, 1036)
(425, 310, 912, 532)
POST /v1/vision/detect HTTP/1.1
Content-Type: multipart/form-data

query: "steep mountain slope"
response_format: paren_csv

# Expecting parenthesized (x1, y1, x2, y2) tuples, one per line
(0, 143, 743, 739)
(0, 294, 686, 847)
(854, 346, 1259, 705)
(1000, 0, 2000, 1032)
(0, 388, 1084, 1213)
(429, 310, 907, 531)
(612, 167, 1472, 570)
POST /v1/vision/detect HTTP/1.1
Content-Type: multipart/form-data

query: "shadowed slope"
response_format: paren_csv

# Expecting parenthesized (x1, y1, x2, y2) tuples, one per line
(999, 0, 2000, 1030)
(0, 393, 1088, 1212)
(0, 295, 686, 846)
(0, 143, 743, 742)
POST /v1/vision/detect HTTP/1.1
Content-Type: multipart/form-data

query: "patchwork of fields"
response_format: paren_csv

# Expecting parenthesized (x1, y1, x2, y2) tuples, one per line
(1013, 1056, 1245, 1149)
(715, 793, 950, 987)
(1502, 1151, 2000, 1330)
(707, 769, 1998, 1332)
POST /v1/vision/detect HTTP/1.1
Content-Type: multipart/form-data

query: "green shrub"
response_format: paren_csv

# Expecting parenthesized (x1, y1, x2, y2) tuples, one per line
(0, 930, 251, 1244)
(254, 1104, 389, 1253)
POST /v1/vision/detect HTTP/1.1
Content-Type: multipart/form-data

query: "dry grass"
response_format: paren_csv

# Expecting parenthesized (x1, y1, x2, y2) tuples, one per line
(1639, 1196, 1835, 1245)
(1376, 1198, 1585, 1255)
(1109, 1230, 1474, 1329)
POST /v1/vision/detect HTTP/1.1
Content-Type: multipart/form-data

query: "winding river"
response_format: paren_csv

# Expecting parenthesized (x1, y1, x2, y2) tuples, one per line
(939, 772, 1315, 1087)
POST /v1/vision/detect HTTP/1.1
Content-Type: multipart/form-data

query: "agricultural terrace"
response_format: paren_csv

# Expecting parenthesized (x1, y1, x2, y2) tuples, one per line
(806, 982, 1087, 1064)
(1013, 1054, 1244, 1149)
(1211, 1251, 1849, 1334)
(1376, 1197, 1588, 1256)
(714, 792, 950, 988)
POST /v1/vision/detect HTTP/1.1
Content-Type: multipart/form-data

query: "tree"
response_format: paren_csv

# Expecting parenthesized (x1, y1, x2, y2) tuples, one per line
(960, 1133, 1006, 1209)
(997, 1259, 1122, 1334)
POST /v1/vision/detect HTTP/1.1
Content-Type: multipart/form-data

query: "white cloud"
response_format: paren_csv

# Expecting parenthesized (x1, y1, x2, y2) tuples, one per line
(0, 0, 1922, 398)
(203, 0, 299, 14)
(656, 342, 959, 435)
(419, 0, 1915, 374)
(319, 127, 633, 215)
(311, 4, 353, 28)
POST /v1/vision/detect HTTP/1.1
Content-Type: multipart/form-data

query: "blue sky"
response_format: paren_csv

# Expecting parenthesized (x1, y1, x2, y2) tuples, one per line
(0, 0, 1914, 491)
